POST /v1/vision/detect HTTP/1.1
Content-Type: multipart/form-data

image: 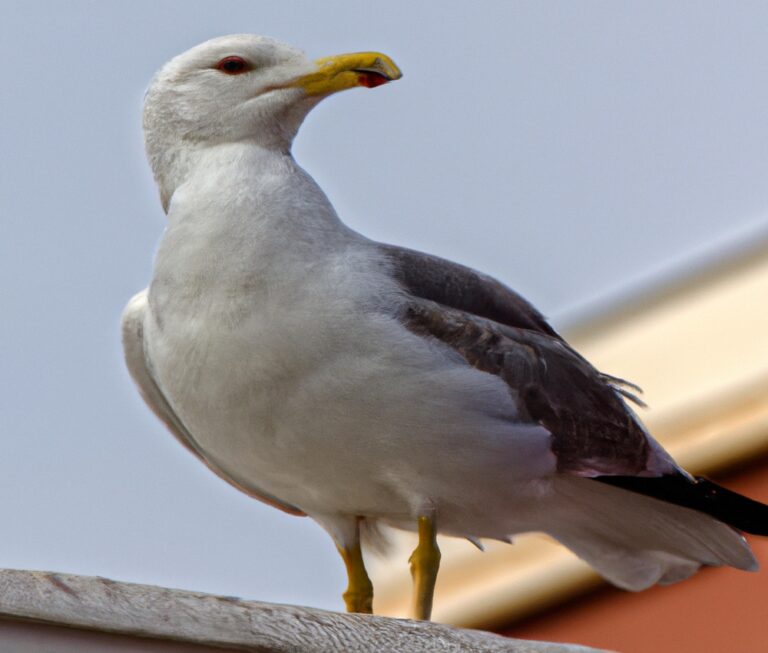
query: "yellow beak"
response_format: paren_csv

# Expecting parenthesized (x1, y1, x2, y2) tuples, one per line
(294, 52, 402, 96)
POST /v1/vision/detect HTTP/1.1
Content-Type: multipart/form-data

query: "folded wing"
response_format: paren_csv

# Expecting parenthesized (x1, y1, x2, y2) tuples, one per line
(381, 244, 656, 476)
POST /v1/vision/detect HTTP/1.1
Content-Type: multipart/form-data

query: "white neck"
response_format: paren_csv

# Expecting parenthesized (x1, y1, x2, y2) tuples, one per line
(144, 98, 320, 213)
(152, 142, 353, 293)
(166, 142, 345, 235)
(148, 141, 369, 328)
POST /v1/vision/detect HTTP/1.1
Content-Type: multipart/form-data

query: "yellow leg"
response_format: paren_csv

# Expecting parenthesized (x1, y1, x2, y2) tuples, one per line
(337, 518, 373, 614)
(409, 514, 441, 621)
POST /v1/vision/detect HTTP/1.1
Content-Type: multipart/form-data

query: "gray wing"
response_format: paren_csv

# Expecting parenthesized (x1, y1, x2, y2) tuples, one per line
(380, 244, 643, 402)
(121, 290, 305, 516)
(379, 245, 652, 475)
(380, 244, 562, 338)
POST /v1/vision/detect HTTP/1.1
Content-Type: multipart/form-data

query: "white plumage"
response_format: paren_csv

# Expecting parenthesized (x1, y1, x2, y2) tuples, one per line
(123, 35, 762, 613)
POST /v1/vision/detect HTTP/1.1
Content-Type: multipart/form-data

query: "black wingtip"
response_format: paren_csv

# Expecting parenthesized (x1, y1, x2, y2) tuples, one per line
(594, 474, 768, 536)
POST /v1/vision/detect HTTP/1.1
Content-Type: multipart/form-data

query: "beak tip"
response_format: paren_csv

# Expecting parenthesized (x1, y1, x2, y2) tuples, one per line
(302, 51, 402, 95)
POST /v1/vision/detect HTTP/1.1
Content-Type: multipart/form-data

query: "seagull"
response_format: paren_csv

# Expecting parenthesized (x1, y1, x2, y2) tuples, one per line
(123, 34, 768, 620)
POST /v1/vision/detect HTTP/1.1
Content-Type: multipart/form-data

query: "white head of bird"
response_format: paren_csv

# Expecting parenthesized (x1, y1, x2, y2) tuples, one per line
(142, 34, 401, 211)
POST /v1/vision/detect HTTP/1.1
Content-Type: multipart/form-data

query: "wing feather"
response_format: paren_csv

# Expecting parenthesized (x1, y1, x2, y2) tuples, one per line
(381, 244, 645, 405)
(400, 295, 652, 475)
(380, 244, 561, 338)
(380, 243, 655, 474)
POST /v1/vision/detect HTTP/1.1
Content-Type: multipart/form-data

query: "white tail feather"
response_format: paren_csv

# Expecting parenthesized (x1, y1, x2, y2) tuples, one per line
(538, 477, 757, 590)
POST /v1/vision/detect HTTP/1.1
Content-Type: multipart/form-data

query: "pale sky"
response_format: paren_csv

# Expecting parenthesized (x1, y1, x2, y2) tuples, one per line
(2, 1, 768, 612)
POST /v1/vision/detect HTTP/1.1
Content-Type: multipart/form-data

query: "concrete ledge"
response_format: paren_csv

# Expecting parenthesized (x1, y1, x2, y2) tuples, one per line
(0, 569, 604, 652)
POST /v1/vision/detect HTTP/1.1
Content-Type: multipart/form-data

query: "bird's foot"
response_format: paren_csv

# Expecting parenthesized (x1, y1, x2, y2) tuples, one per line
(409, 514, 441, 621)
(338, 534, 373, 614)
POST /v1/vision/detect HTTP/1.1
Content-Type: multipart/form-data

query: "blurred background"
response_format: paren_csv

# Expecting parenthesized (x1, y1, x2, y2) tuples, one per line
(2, 2, 768, 651)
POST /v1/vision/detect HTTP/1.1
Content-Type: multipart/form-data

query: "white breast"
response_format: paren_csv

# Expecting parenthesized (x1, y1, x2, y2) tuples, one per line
(142, 143, 554, 524)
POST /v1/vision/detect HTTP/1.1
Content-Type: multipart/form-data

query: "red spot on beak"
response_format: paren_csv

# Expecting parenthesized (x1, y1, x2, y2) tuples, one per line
(357, 71, 390, 88)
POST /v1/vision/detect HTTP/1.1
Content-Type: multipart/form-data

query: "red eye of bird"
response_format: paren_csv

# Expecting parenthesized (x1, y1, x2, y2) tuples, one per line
(215, 56, 249, 75)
